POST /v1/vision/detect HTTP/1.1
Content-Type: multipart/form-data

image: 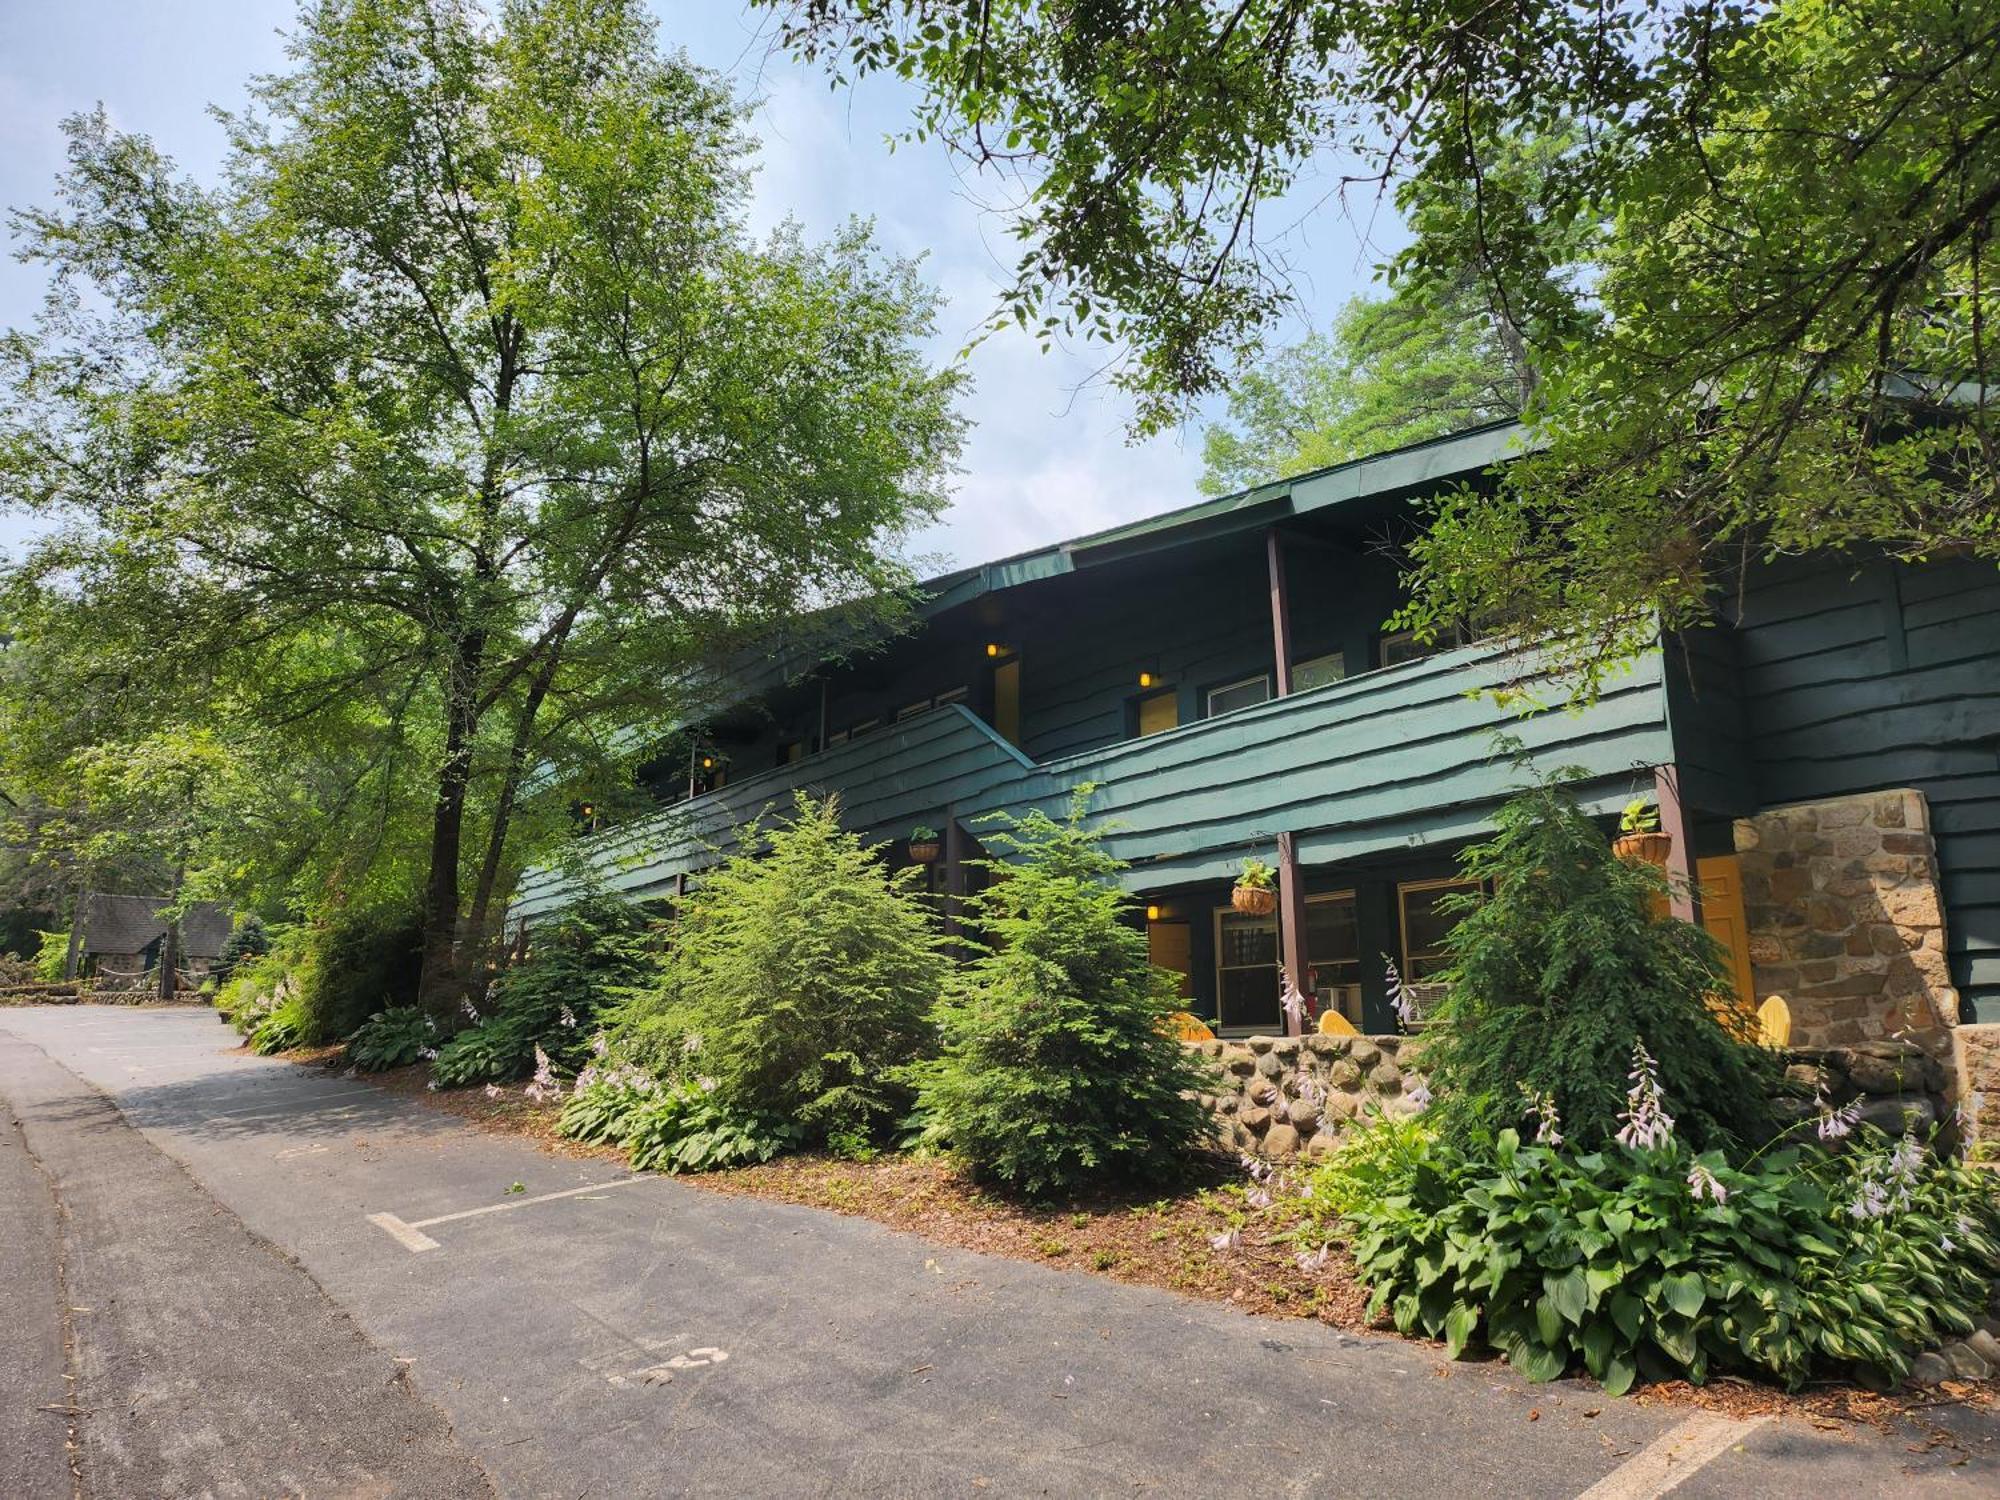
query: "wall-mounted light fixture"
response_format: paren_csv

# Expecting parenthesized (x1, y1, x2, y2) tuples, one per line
(1145, 903, 1162, 922)
(701, 755, 715, 770)
(986, 642, 1002, 658)
(1138, 671, 1155, 689)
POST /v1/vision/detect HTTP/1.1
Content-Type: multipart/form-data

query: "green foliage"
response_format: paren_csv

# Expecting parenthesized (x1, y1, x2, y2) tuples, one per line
(248, 995, 311, 1056)
(215, 928, 305, 1035)
(1618, 799, 1659, 836)
(1322, 1118, 2000, 1393)
(609, 791, 945, 1140)
(346, 1007, 436, 1073)
(1234, 857, 1275, 891)
(217, 916, 272, 976)
(1419, 775, 1775, 1152)
(2, 0, 962, 996)
(904, 791, 1219, 1196)
(32, 929, 69, 983)
(558, 1075, 800, 1173)
(296, 907, 423, 1045)
(430, 888, 655, 1087)
(770, 2, 1998, 692)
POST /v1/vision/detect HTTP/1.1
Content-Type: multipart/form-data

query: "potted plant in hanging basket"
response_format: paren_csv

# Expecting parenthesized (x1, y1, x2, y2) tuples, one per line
(1232, 856, 1278, 916)
(1612, 798, 1672, 866)
(907, 824, 942, 864)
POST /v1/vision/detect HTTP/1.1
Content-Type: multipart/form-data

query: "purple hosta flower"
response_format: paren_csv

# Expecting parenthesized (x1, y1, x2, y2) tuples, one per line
(1279, 972, 1308, 1031)
(681, 1032, 704, 1056)
(524, 1045, 562, 1103)
(1521, 1085, 1564, 1148)
(419, 1045, 439, 1062)
(1245, 1187, 1273, 1211)
(1294, 1243, 1331, 1274)
(696, 1075, 719, 1093)
(1942, 1234, 1956, 1253)
(459, 997, 482, 1024)
(1296, 1074, 1326, 1110)
(1848, 1174, 1893, 1221)
(1405, 1077, 1433, 1112)
(558, 1005, 577, 1030)
(590, 1032, 610, 1059)
(483, 1083, 503, 1100)
(1813, 1084, 1863, 1143)
(426, 1078, 440, 1092)
(1686, 1160, 1729, 1206)
(1614, 1042, 1676, 1151)
(1240, 1153, 1272, 1183)
(1209, 1228, 1241, 1253)
(1384, 954, 1420, 1028)
(573, 1064, 600, 1094)
(1847, 1132, 1926, 1220)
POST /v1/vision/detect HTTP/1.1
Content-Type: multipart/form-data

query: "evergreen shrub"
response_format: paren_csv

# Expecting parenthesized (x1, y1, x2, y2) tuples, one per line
(904, 791, 1218, 1196)
(1417, 773, 1775, 1151)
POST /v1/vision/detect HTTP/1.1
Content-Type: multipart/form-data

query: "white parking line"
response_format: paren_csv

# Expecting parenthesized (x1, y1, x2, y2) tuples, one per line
(1576, 1413, 1770, 1499)
(368, 1176, 651, 1252)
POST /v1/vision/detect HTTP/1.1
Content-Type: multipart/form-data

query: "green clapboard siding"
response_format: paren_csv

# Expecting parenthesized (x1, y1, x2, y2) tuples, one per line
(516, 639, 1673, 919)
(1729, 553, 2000, 1023)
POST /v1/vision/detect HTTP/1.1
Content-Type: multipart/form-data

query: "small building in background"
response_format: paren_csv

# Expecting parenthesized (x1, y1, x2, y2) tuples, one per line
(64, 893, 233, 992)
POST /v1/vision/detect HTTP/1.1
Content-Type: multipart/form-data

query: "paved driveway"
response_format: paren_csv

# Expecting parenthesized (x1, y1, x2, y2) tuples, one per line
(2, 1005, 1993, 1498)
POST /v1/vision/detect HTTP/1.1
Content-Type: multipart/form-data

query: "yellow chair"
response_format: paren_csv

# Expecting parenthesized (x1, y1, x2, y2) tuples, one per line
(1756, 995, 1792, 1049)
(1166, 1011, 1216, 1042)
(1317, 1008, 1359, 1037)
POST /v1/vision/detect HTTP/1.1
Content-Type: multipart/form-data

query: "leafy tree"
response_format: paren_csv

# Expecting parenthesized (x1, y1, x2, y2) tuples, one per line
(906, 792, 1218, 1196)
(1, 0, 961, 1010)
(1201, 129, 1590, 494)
(765, 0, 1998, 685)
(611, 791, 945, 1140)
(1418, 774, 1775, 1153)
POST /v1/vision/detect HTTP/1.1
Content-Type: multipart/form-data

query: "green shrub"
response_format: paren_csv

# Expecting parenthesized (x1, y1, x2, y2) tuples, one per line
(347, 1006, 435, 1072)
(1312, 1097, 2000, 1393)
(248, 994, 310, 1055)
(557, 1073, 800, 1172)
(430, 889, 656, 1088)
(32, 929, 70, 982)
(1416, 772, 1775, 1151)
(216, 928, 304, 1034)
(296, 906, 422, 1043)
(903, 791, 1219, 1196)
(217, 915, 271, 977)
(608, 791, 944, 1141)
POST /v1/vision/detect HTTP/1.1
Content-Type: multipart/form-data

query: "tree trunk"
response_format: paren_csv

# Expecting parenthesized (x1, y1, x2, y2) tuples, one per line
(464, 664, 560, 964)
(419, 643, 484, 1016)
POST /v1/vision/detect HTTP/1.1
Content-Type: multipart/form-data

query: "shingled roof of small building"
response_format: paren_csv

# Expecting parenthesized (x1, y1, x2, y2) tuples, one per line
(74, 893, 234, 959)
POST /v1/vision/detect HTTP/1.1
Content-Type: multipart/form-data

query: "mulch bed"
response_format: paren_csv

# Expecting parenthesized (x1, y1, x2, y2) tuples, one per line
(269, 1043, 1994, 1439)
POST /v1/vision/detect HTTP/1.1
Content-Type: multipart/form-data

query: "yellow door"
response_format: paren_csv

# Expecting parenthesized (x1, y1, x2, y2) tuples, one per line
(992, 658, 1021, 745)
(1697, 854, 1757, 1010)
(1147, 920, 1194, 998)
(1137, 689, 1178, 736)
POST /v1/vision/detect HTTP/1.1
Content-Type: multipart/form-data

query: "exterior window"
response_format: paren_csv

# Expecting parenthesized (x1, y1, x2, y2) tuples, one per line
(1214, 906, 1280, 1032)
(1136, 688, 1179, 737)
(1212, 890, 1358, 1033)
(897, 700, 931, 721)
(1305, 892, 1361, 1020)
(934, 685, 969, 706)
(827, 729, 849, 747)
(776, 740, 804, 766)
(1378, 628, 1467, 669)
(1206, 674, 1271, 718)
(848, 718, 879, 739)
(1399, 877, 1480, 982)
(1291, 651, 1347, 691)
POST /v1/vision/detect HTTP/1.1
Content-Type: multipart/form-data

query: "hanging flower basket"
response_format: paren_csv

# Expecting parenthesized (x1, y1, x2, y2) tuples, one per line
(907, 825, 942, 864)
(1233, 855, 1278, 915)
(1612, 831, 1673, 867)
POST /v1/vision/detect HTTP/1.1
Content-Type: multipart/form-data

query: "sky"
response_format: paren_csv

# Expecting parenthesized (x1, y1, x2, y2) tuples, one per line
(0, 2, 1399, 571)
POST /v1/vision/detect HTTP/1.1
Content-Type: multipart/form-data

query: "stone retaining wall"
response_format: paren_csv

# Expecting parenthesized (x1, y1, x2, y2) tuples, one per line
(1191, 1034, 1426, 1160)
(1734, 789, 1959, 1047)
(1196, 1035, 1953, 1160)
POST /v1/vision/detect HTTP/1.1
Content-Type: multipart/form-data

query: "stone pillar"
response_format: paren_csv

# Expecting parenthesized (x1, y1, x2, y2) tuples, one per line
(1735, 788, 1959, 1048)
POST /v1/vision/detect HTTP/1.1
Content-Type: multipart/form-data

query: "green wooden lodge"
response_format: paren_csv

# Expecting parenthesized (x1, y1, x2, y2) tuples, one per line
(517, 422, 2000, 1041)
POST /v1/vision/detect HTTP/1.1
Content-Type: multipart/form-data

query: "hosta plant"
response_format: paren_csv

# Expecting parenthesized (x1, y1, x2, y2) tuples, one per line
(559, 1072, 799, 1173)
(1316, 1060, 2000, 1393)
(347, 1007, 435, 1072)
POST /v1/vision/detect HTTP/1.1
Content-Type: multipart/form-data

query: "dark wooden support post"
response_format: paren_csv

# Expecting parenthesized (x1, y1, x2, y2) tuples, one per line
(1653, 764, 1702, 926)
(816, 677, 830, 754)
(942, 810, 969, 942)
(1276, 831, 1311, 1035)
(1266, 527, 1311, 1029)
(1265, 528, 1294, 696)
